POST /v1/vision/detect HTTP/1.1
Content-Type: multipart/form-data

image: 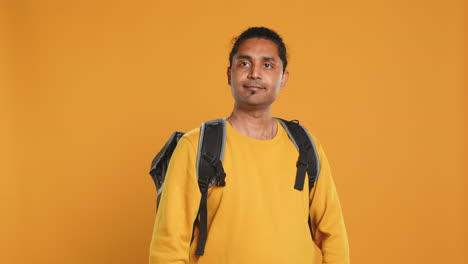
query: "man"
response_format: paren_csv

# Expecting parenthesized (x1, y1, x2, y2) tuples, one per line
(149, 27, 350, 264)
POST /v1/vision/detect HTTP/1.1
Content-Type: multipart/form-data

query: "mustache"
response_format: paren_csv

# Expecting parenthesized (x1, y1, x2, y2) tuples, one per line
(242, 81, 264, 88)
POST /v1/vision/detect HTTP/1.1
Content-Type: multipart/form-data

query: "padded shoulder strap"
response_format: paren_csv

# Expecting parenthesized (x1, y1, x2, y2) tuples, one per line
(196, 118, 227, 188)
(275, 118, 321, 190)
(195, 118, 227, 256)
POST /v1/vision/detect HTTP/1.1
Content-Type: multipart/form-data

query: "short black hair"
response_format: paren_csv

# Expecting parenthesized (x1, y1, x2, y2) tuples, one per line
(229, 27, 288, 72)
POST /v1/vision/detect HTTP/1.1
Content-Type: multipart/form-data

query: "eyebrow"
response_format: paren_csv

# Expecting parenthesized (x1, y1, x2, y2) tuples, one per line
(236, 54, 277, 62)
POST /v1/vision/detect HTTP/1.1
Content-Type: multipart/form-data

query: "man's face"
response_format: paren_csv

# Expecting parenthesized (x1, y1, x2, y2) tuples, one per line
(227, 38, 289, 108)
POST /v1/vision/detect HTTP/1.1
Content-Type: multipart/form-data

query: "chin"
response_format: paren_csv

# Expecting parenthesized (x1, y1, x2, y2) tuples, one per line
(243, 100, 272, 109)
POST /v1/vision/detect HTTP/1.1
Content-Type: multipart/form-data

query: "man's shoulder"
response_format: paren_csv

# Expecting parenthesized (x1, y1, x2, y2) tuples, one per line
(300, 123, 320, 146)
(179, 119, 225, 149)
(179, 125, 201, 150)
(286, 119, 323, 151)
(293, 121, 327, 163)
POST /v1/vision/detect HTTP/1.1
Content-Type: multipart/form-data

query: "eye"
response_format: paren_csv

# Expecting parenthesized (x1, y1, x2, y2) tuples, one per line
(239, 61, 250, 67)
(264, 63, 272, 68)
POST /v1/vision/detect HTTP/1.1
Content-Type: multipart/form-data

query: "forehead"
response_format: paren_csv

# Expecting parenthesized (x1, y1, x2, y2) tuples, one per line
(235, 38, 280, 59)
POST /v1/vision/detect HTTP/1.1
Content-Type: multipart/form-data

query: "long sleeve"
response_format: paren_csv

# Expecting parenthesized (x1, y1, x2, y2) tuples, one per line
(149, 137, 201, 264)
(309, 138, 350, 264)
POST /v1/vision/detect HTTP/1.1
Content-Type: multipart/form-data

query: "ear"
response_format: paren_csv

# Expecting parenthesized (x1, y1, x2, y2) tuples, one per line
(280, 70, 289, 90)
(227, 66, 231, 85)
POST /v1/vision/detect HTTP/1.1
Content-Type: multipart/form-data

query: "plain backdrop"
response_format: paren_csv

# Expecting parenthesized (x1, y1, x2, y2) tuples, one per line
(1, 0, 466, 263)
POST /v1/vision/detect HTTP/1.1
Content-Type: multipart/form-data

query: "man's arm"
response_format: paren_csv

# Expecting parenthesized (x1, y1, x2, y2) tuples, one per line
(309, 137, 350, 264)
(149, 137, 201, 264)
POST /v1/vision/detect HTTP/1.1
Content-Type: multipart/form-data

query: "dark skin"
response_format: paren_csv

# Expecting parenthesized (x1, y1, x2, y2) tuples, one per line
(226, 38, 289, 140)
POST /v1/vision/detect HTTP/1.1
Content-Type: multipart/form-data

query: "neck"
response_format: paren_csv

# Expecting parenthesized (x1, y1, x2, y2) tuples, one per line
(226, 105, 277, 140)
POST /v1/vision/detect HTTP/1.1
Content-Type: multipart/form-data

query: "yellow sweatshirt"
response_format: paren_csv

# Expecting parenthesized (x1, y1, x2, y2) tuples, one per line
(149, 119, 350, 264)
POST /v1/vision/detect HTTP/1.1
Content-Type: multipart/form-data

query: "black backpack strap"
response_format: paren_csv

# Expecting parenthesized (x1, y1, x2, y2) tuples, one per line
(275, 118, 320, 191)
(195, 119, 227, 256)
(149, 131, 185, 209)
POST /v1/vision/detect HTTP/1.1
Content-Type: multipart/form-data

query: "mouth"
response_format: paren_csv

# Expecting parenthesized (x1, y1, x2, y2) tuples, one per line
(243, 84, 264, 91)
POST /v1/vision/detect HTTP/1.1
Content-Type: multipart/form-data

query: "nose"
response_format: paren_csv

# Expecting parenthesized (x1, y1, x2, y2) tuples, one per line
(247, 63, 261, 79)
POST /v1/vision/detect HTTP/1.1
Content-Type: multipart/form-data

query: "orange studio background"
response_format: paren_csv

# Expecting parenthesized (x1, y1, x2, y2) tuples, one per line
(1, 0, 466, 263)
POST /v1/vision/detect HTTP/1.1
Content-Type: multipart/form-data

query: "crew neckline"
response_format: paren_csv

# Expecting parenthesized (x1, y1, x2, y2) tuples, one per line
(225, 118, 285, 145)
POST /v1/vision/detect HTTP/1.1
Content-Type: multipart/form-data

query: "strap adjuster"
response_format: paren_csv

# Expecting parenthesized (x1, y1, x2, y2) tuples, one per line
(202, 153, 226, 186)
(296, 160, 308, 168)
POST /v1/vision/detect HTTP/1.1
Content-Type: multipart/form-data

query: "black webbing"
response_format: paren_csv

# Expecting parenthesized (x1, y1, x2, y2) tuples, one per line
(195, 120, 226, 256)
(295, 147, 310, 190)
(195, 191, 208, 255)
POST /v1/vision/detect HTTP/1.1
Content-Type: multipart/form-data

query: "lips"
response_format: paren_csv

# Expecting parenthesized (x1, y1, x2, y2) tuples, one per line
(243, 84, 264, 90)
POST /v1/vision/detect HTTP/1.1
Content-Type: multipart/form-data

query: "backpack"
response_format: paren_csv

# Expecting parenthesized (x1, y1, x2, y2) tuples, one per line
(149, 118, 320, 256)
